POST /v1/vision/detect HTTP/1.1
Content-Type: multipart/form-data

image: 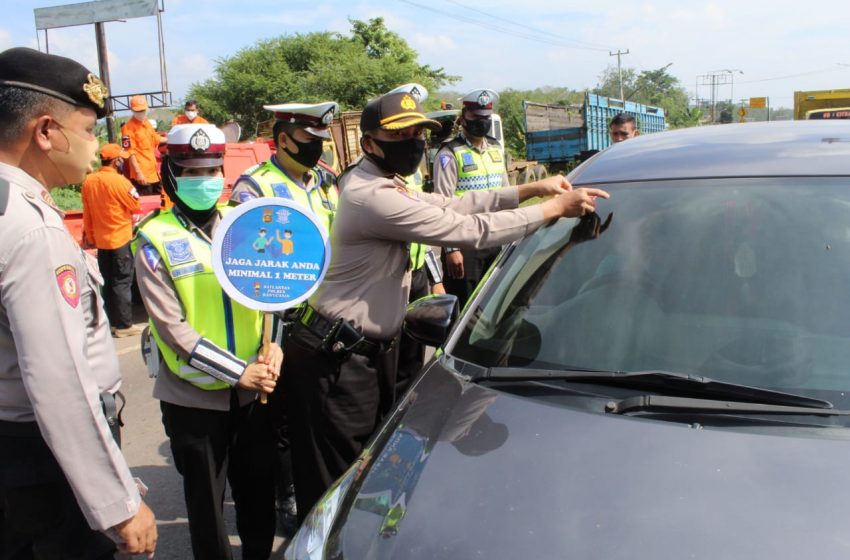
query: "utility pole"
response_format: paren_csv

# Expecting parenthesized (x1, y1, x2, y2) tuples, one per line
(609, 49, 630, 102)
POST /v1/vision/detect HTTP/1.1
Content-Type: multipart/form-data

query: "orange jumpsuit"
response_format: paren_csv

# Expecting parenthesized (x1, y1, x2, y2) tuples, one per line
(121, 118, 164, 183)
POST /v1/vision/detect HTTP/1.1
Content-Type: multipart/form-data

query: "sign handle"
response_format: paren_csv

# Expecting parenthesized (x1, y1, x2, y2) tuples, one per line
(259, 312, 272, 405)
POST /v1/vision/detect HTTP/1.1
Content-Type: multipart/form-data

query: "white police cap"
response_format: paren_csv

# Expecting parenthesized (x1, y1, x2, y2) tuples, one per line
(167, 124, 226, 168)
(385, 83, 429, 104)
(461, 88, 499, 115)
(262, 101, 339, 139)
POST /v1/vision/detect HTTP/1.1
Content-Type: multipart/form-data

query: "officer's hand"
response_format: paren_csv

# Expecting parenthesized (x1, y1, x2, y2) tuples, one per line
(258, 342, 283, 380)
(541, 187, 610, 221)
(446, 251, 464, 279)
(431, 282, 446, 295)
(534, 174, 573, 197)
(114, 499, 157, 556)
(238, 362, 277, 394)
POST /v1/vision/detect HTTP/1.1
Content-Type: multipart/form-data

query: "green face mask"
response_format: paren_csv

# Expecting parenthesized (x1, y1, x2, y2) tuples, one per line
(175, 176, 224, 210)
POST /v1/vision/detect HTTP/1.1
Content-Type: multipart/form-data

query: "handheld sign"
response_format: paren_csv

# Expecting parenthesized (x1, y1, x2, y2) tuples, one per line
(211, 198, 330, 401)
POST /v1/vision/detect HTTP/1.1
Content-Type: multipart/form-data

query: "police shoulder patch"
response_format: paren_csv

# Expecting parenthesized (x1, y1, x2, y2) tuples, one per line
(238, 190, 256, 202)
(439, 153, 452, 169)
(141, 243, 162, 272)
(55, 264, 80, 308)
(163, 238, 195, 266)
(395, 186, 418, 201)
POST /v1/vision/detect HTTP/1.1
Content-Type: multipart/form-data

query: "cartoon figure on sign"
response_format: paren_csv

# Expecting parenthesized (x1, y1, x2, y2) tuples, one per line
(253, 228, 270, 253)
(276, 229, 294, 256)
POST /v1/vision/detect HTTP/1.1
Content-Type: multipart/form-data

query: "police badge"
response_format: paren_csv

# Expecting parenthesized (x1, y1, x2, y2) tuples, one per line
(189, 129, 211, 152)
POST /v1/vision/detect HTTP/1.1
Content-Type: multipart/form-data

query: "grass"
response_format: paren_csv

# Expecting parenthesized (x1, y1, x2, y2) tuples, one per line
(52, 185, 83, 211)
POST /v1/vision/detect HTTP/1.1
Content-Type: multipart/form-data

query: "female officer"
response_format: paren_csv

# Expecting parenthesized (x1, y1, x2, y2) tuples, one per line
(133, 124, 282, 559)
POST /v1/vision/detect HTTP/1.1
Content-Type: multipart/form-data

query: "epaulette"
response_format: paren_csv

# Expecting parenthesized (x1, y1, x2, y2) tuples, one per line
(0, 178, 9, 216)
(133, 208, 161, 235)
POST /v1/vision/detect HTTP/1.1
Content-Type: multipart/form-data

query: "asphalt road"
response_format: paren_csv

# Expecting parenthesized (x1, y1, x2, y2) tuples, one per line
(112, 310, 288, 559)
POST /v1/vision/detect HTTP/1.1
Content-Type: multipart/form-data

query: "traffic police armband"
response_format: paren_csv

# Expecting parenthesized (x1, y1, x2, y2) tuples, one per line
(424, 249, 443, 285)
(188, 337, 247, 387)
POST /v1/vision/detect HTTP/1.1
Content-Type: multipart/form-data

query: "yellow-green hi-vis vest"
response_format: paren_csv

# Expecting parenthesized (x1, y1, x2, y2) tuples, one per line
(240, 158, 337, 233)
(451, 140, 506, 195)
(405, 169, 426, 271)
(132, 208, 262, 390)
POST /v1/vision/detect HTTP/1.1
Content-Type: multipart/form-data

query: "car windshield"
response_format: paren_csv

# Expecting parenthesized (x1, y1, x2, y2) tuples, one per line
(451, 177, 850, 398)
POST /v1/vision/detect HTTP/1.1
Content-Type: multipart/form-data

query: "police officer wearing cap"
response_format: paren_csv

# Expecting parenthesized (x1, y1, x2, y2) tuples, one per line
(231, 101, 339, 232)
(283, 90, 609, 517)
(382, 83, 447, 394)
(0, 47, 157, 557)
(133, 124, 283, 559)
(434, 88, 545, 308)
(230, 101, 339, 534)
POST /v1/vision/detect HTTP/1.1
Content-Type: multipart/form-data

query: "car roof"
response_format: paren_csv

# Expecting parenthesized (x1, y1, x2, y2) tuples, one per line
(570, 120, 850, 185)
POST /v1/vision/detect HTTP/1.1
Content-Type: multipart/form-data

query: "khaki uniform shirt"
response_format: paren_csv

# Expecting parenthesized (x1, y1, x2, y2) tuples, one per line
(309, 157, 545, 340)
(0, 163, 140, 530)
(134, 209, 256, 411)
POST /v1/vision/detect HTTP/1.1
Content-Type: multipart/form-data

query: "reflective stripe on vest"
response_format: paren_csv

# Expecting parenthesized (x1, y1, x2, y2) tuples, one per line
(247, 158, 337, 233)
(452, 143, 506, 194)
(405, 170, 426, 271)
(132, 208, 263, 390)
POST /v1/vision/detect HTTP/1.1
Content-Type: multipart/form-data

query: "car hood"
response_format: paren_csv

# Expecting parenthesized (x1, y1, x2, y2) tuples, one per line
(332, 359, 850, 559)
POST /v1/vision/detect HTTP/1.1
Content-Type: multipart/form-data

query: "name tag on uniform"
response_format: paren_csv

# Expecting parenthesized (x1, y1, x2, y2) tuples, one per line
(272, 184, 293, 199)
(171, 262, 205, 279)
(489, 150, 503, 163)
(163, 238, 196, 267)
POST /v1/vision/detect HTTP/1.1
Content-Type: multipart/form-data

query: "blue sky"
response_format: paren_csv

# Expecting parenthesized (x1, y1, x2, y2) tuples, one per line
(6, 0, 850, 112)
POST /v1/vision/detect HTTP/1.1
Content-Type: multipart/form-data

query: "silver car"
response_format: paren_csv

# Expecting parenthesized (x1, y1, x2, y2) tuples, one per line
(287, 121, 850, 559)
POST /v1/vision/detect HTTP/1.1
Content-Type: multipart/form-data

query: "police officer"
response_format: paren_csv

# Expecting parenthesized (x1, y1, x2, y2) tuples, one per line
(283, 90, 609, 517)
(0, 47, 156, 558)
(134, 124, 282, 559)
(383, 83, 446, 395)
(230, 101, 339, 534)
(433, 88, 558, 308)
(231, 101, 339, 232)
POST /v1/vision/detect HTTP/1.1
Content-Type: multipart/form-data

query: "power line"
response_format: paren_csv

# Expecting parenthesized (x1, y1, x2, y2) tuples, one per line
(441, 0, 613, 51)
(736, 66, 847, 84)
(397, 0, 610, 52)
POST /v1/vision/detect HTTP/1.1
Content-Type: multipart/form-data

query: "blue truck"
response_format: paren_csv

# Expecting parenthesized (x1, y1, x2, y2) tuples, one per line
(524, 93, 666, 170)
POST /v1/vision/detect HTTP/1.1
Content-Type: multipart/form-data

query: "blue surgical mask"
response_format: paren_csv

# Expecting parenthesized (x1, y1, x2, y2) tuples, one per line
(175, 176, 224, 210)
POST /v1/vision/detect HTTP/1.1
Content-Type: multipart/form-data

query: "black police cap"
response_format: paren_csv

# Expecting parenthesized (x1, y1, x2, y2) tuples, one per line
(0, 47, 109, 118)
(360, 92, 440, 133)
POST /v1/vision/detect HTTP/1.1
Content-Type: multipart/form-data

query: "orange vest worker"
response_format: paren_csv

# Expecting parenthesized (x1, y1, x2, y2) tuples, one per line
(121, 95, 165, 184)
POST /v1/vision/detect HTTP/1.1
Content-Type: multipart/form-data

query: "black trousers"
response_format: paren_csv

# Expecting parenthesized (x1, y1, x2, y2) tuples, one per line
(443, 246, 502, 309)
(0, 422, 116, 560)
(396, 267, 430, 396)
(97, 242, 134, 329)
(160, 396, 276, 560)
(283, 324, 398, 521)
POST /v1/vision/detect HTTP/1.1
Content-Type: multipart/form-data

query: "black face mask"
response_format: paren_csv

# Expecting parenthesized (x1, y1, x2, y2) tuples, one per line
(369, 137, 426, 177)
(283, 136, 323, 168)
(463, 117, 492, 138)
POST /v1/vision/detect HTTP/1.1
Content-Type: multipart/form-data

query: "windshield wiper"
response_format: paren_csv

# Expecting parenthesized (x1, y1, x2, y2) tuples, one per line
(605, 395, 849, 416)
(483, 368, 833, 409)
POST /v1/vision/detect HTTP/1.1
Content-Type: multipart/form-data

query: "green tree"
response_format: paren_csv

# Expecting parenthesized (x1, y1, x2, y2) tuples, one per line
(187, 18, 459, 138)
(594, 65, 695, 129)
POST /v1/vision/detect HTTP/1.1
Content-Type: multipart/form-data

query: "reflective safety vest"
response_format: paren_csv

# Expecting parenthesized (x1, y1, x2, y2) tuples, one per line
(405, 169, 427, 271)
(449, 139, 506, 195)
(239, 157, 337, 233)
(132, 208, 262, 390)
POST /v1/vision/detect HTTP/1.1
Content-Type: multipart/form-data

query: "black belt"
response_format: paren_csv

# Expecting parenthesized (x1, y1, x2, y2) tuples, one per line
(298, 306, 395, 358)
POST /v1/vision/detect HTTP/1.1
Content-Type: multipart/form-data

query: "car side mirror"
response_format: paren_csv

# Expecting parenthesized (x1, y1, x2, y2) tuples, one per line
(403, 294, 459, 347)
